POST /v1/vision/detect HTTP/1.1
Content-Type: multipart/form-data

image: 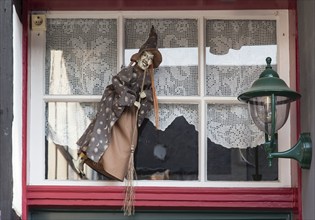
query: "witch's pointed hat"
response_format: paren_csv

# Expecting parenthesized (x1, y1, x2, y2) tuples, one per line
(130, 25, 162, 68)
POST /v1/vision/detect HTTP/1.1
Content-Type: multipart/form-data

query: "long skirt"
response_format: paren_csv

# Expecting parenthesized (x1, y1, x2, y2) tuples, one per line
(84, 106, 137, 181)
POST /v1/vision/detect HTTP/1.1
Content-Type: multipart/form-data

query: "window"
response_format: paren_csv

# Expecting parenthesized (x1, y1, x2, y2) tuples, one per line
(29, 10, 294, 187)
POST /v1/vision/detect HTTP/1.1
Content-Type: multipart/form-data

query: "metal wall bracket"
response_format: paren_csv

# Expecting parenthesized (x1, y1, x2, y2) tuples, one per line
(269, 133, 312, 169)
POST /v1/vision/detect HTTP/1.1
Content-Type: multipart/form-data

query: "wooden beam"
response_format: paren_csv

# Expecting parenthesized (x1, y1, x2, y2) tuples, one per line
(0, 0, 22, 219)
(0, 0, 14, 219)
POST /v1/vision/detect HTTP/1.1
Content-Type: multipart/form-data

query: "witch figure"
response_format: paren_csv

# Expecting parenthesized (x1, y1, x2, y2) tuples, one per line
(75, 26, 162, 182)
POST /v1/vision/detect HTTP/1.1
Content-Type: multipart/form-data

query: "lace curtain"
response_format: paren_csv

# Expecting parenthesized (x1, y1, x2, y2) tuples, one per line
(207, 104, 264, 149)
(45, 18, 276, 151)
(146, 104, 199, 131)
(207, 20, 277, 55)
(45, 19, 117, 95)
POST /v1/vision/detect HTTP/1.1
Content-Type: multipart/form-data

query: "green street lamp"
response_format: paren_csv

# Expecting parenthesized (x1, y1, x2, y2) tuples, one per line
(238, 57, 312, 169)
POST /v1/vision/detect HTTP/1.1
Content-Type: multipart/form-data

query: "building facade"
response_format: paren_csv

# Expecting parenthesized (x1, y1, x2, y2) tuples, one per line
(0, 0, 314, 219)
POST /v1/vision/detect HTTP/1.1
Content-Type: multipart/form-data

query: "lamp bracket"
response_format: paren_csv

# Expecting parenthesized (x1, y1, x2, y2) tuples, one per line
(268, 133, 312, 169)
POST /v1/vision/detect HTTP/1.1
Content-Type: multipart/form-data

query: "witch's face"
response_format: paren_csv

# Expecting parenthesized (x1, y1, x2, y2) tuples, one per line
(137, 51, 154, 70)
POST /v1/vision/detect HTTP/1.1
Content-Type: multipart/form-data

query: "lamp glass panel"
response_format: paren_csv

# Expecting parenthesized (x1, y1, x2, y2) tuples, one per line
(248, 96, 290, 135)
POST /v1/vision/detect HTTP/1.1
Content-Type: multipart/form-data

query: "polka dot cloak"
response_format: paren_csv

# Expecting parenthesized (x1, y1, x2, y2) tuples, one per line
(77, 66, 154, 163)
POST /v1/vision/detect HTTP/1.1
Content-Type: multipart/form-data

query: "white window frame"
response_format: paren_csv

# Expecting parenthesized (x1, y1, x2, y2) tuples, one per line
(28, 10, 295, 187)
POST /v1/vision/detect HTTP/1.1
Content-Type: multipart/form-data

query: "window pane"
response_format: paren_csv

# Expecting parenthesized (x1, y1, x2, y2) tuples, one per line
(45, 19, 117, 95)
(124, 19, 199, 96)
(205, 20, 277, 97)
(45, 102, 102, 180)
(137, 104, 199, 180)
(207, 104, 278, 181)
(205, 20, 278, 181)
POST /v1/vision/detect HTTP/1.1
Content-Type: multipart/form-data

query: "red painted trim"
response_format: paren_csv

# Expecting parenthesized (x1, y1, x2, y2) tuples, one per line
(26, 186, 298, 211)
(27, 0, 296, 11)
(293, 4, 303, 220)
(22, 1, 30, 219)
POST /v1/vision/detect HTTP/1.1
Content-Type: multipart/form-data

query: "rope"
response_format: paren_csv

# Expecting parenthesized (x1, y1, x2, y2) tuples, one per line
(149, 65, 159, 129)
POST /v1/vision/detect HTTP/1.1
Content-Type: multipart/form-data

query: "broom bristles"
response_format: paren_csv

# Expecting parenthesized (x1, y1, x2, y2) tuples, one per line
(123, 147, 136, 216)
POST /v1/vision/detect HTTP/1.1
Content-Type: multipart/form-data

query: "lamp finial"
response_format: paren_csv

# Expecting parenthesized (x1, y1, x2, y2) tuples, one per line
(266, 57, 272, 69)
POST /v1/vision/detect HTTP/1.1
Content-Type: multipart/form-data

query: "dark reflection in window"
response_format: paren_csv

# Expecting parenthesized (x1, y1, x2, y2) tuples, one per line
(207, 140, 278, 181)
(135, 117, 199, 180)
